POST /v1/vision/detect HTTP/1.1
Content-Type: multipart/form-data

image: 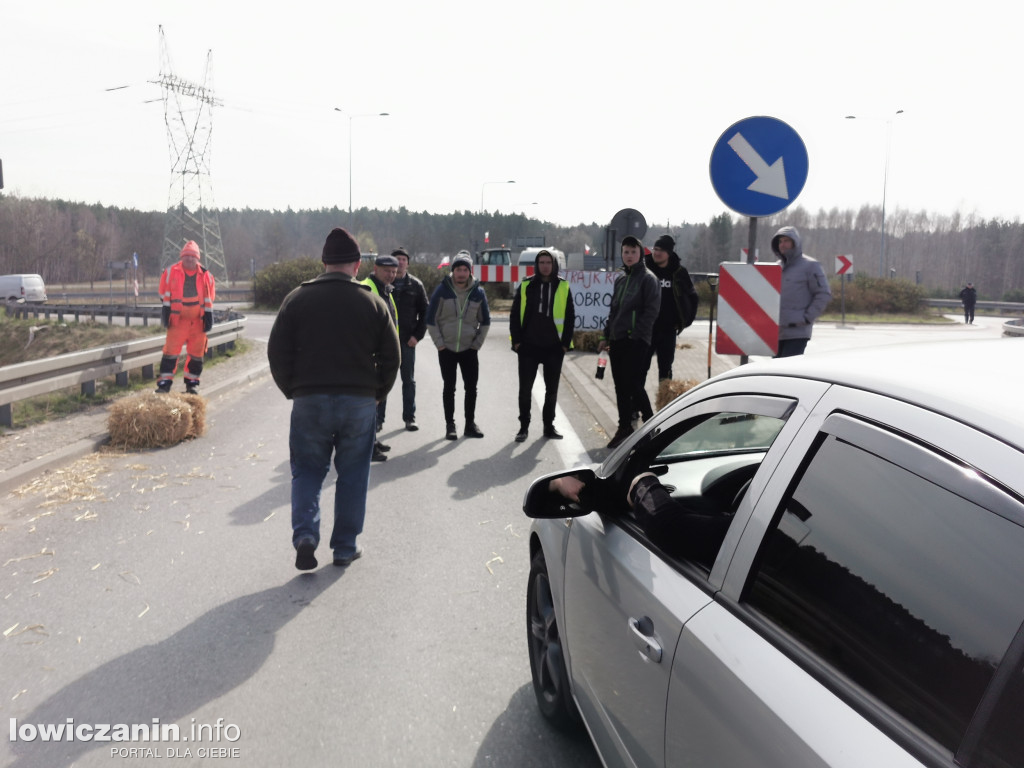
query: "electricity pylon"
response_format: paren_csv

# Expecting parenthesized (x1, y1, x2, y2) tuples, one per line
(153, 25, 228, 282)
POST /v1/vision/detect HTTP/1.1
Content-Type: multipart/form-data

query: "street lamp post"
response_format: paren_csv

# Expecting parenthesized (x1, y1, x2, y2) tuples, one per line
(846, 110, 903, 277)
(480, 180, 515, 214)
(334, 108, 389, 215)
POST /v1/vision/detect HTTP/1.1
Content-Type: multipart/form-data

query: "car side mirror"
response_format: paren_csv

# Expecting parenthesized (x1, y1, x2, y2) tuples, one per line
(523, 468, 598, 519)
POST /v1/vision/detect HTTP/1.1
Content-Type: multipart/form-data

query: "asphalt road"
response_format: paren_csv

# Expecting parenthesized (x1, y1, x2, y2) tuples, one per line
(0, 319, 602, 768)
(0, 310, 1011, 767)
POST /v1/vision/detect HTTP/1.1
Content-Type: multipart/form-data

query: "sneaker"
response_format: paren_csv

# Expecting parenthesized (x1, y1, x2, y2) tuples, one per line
(464, 423, 484, 438)
(375, 440, 391, 453)
(445, 422, 458, 440)
(372, 446, 388, 462)
(543, 426, 563, 440)
(295, 536, 317, 571)
(333, 545, 363, 567)
(607, 426, 634, 450)
(405, 421, 419, 432)
(514, 427, 528, 443)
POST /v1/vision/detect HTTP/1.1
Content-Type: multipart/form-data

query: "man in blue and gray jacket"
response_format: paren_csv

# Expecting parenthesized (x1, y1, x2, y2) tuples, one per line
(772, 226, 832, 357)
(426, 252, 491, 440)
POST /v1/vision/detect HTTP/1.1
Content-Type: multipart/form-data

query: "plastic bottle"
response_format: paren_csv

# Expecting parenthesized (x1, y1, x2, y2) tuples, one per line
(595, 352, 608, 379)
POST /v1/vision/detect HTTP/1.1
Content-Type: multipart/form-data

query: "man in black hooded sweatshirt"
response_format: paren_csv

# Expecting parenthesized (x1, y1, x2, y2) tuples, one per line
(643, 234, 698, 381)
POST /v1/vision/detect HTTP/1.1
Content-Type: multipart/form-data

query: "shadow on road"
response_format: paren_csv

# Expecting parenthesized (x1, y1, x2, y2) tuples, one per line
(7, 571, 344, 768)
(472, 683, 601, 767)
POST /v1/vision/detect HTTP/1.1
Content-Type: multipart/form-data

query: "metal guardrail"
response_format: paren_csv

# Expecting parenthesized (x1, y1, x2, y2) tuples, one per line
(0, 317, 245, 428)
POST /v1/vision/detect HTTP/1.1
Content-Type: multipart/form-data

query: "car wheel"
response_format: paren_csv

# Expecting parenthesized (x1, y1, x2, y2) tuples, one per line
(527, 550, 580, 731)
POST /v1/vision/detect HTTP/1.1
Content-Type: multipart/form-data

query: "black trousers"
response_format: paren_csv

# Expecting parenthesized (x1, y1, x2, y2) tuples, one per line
(438, 348, 478, 424)
(963, 303, 975, 323)
(609, 338, 652, 430)
(517, 343, 564, 428)
(644, 324, 678, 380)
(775, 338, 809, 358)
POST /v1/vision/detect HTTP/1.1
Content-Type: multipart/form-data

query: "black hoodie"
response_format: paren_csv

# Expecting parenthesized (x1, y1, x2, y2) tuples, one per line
(643, 250, 698, 333)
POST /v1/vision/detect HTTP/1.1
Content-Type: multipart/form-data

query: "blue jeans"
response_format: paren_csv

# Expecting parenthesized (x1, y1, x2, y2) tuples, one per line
(289, 393, 376, 559)
(400, 342, 417, 423)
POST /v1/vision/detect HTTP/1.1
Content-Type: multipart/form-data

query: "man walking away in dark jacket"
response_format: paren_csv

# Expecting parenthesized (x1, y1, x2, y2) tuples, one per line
(510, 249, 575, 443)
(959, 282, 977, 324)
(267, 227, 400, 571)
(772, 226, 832, 358)
(643, 234, 698, 381)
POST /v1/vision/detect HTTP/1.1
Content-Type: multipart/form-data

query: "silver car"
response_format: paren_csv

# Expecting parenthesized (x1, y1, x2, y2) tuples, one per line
(524, 339, 1024, 768)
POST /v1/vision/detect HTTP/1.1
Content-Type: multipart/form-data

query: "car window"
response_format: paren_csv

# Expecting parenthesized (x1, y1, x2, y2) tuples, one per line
(744, 420, 1024, 762)
(624, 409, 788, 572)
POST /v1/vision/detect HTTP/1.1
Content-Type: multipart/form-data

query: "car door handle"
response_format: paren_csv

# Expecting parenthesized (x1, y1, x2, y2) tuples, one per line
(628, 616, 663, 663)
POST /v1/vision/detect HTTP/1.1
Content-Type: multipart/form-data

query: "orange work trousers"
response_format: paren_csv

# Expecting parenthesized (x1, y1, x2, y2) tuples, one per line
(159, 305, 208, 383)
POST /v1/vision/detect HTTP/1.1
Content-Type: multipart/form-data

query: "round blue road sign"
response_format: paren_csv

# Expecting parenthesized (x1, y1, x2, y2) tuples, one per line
(709, 116, 808, 217)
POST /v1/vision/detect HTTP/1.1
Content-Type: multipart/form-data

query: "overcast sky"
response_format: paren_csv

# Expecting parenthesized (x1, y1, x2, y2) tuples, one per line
(4, 0, 1021, 230)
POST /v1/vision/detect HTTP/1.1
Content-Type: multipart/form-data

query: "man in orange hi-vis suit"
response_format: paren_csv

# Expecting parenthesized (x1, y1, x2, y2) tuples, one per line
(156, 240, 216, 394)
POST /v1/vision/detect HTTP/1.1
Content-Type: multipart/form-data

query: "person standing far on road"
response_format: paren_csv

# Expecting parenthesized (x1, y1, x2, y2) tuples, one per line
(960, 282, 977, 324)
(390, 247, 428, 432)
(156, 240, 216, 394)
(267, 227, 400, 571)
(772, 226, 832, 358)
(425, 252, 491, 440)
(598, 236, 660, 449)
(643, 234, 698, 381)
(510, 249, 575, 443)
(363, 254, 399, 462)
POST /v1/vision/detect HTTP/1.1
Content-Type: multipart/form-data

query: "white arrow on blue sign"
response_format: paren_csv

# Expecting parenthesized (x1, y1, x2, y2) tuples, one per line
(709, 116, 808, 217)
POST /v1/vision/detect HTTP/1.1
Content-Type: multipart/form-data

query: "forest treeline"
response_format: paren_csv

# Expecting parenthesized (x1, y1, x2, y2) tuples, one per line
(0, 195, 1021, 301)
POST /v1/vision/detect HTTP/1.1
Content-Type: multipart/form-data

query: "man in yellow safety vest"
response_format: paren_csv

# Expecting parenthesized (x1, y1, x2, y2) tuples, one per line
(509, 249, 575, 442)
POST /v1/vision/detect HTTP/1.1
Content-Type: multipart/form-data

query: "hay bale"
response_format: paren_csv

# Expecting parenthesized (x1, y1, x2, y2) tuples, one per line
(107, 392, 204, 450)
(174, 392, 207, 438)
(655, 378, 700, 411)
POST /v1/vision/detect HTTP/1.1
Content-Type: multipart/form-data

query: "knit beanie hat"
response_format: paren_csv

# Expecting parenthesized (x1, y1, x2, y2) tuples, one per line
(322, 228, 361, 264)
(180, 241, 201, 260)
(452, 251, 473, 271)
(653, 235, 675, 252)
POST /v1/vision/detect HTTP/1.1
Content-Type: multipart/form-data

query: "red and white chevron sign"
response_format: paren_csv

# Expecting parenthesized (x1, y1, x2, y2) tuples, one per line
(715, 262, 782, 356)
(473, 265, 534, 282)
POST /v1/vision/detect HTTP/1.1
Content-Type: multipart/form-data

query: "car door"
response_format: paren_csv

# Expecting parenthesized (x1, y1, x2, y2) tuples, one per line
(561, 391, 803, 768)
(664, 390, 1024, 767)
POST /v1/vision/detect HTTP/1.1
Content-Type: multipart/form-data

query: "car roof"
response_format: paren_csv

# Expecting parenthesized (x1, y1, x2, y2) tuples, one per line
(711, 338, 1024, 449)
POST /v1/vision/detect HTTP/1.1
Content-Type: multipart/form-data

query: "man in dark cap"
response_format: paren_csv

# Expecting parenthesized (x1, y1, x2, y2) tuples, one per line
(363, 254, 399, 460)
(389, 247, 428, 431)
(643, 234, 698, 381)
(268, 227, 400, 570)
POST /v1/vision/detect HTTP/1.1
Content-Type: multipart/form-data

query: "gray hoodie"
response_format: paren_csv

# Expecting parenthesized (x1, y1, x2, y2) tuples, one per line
(770, 226, 832, 341)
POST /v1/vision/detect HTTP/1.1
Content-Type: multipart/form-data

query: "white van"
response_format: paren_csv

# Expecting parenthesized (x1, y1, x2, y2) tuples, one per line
(0, 274, 47, 304)
(516, 247, 566, 271)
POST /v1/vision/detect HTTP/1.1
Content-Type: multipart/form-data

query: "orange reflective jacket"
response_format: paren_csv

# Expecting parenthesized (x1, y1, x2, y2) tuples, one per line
(159, 262, 216, 318)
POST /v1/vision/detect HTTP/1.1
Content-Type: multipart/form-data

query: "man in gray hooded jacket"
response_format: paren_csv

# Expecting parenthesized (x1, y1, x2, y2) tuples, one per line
(771, 226, 832, 357)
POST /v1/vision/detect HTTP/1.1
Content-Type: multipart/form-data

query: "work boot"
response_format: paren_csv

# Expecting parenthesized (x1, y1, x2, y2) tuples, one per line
(543, 425, 563, 440)
(515, 427, 529, 443)
(155, 380, 172, 394)
(371, 445, 388, 462)
(464, 423, 484, 438)
(184, 380, 199, 395)
(375, 440, 391, 453)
